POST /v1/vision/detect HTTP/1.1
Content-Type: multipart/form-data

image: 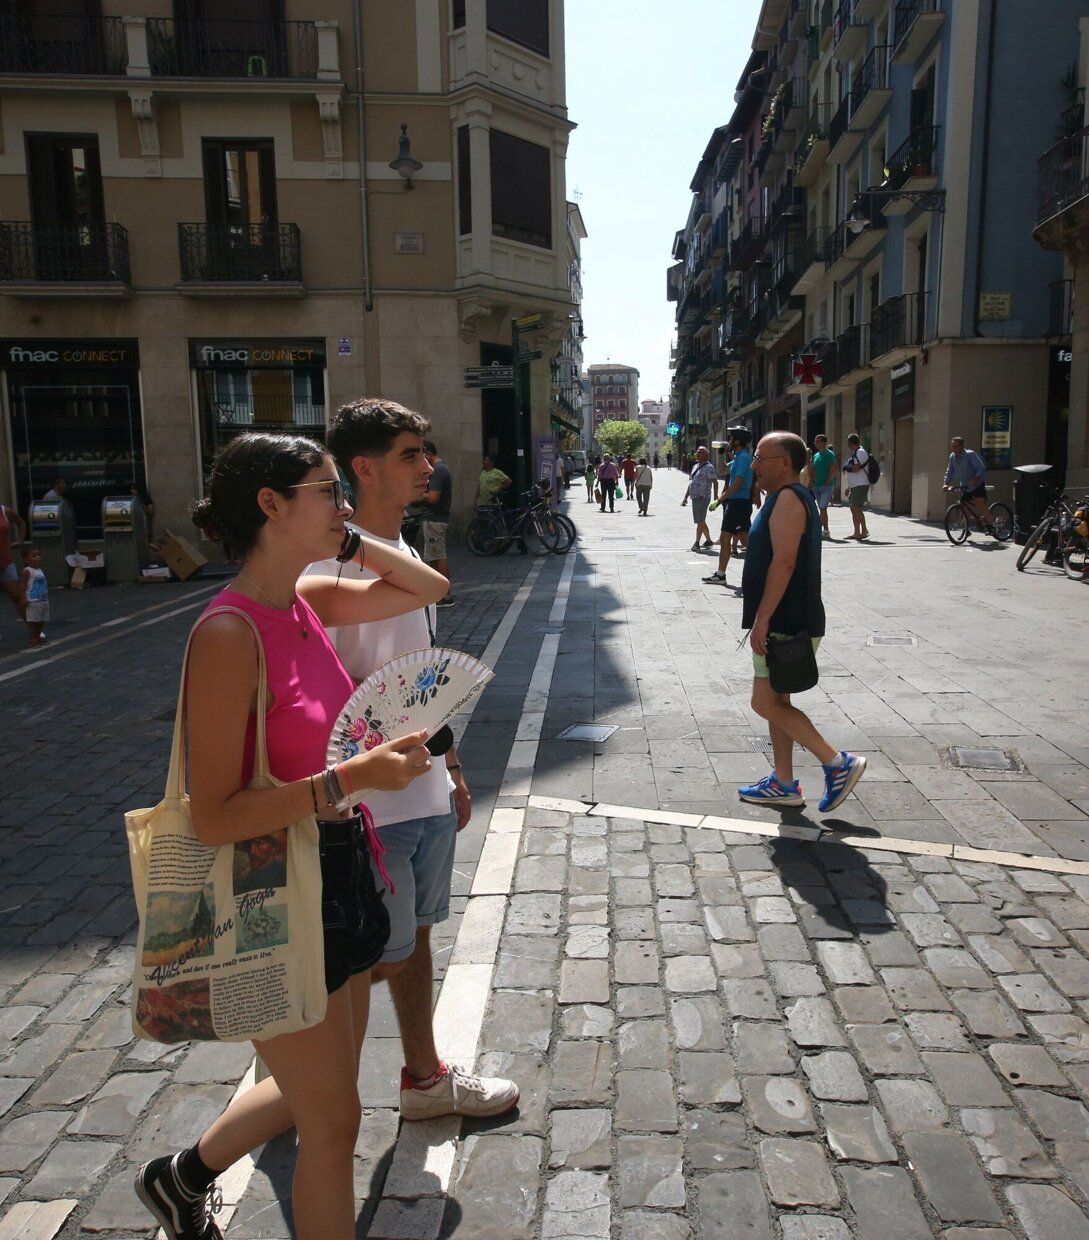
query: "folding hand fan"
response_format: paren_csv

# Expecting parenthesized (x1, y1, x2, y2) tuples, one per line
(326, 647, 494, 766)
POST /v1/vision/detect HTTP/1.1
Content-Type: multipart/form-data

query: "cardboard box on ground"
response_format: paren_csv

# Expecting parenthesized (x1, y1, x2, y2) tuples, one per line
(152, 531, 207, 582)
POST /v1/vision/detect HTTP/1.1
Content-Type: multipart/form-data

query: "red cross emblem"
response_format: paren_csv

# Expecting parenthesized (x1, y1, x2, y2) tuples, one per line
(792, 353, 822, 386)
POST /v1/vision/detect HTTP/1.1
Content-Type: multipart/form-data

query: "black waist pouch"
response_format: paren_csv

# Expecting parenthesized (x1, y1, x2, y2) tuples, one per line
(766, 632, 819, 694)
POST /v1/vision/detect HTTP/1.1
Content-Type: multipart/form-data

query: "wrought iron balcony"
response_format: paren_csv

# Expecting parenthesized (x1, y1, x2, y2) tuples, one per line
(1036, 124, 1089, 243)
(828, 93, 856, 156)
(853, 45, 892, 127)
(146, 18, 318, 78)
(885, 125, 940, 192)
(0, 14, 126, 74)
(0, 222, 131, 284)
(730, 217, 767, 271)
(823, 323, 869, 386)
(794, 103, 834, 186)
(832, 0, 867, 58)
(1050, 278, 1074, 338)
(892, 0, 945, 64)
(178, 223, 302, 283)
(870, 291, 928, 362)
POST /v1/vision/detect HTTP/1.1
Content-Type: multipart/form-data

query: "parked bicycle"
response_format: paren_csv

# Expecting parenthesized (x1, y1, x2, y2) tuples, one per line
(944, 485, 1013, 545)
(466, 482, 573, 556)
(1017, 488, 1089, 578)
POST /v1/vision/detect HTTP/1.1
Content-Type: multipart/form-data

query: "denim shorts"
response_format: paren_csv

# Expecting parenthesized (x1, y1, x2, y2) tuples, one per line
(0, 563, 17, 583)
(318, 816, 390, 994)
(812, 484, 834, 511)
(370, 803, 457, 963)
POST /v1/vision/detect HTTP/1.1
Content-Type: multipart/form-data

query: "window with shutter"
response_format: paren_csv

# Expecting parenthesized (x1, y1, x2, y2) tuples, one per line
(490, 128, 551, 249)
(452, 0, 466, 30)
(486, 0, 548, 57)
(457, 125, 471, 235)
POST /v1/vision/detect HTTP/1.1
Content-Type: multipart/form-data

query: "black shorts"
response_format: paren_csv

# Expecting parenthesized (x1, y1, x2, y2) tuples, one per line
(318, 815, 390, 993)
(963, 483, 988, 501)
(723, 500, 754, 534)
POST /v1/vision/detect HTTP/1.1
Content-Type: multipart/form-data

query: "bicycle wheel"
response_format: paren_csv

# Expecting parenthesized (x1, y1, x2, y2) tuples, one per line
(1063, 533, 1089, 580)
(466, 514, 504, 556)
(551, 514, 576, 554)
(1016, 512, 1054, 571)
(989, 502, 1014, 542)
(524, 510, 563, 555)
(944, 503, 969, 545)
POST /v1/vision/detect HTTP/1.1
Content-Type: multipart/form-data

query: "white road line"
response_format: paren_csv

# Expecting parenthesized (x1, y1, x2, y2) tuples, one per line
(371, 553, 577, 1226)
(0, 593, 219, 685)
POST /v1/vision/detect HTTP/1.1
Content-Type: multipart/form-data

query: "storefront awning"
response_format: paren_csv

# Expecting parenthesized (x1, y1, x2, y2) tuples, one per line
(550, 410, 581, 435)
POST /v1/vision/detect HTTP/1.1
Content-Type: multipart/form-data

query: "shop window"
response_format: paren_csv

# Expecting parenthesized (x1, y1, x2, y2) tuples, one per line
(457, 125, 471, 235)
(486, 0, 548, 57)
(490, 128, 551, 249)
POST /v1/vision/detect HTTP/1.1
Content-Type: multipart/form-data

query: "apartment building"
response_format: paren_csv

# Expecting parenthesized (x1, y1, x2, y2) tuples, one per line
(0, 0, 578, 540)
(671, 0, 1082, 518)
(638, 397, 670, 458)
(588, 361, 639, 436)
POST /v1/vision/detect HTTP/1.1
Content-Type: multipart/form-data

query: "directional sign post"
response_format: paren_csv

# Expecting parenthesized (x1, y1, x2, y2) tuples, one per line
(464, 363, 514, 390)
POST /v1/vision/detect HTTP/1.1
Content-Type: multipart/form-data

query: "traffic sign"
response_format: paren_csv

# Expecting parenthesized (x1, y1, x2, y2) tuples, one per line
(513, 313, 543, 332)
(516, 349, 543, 362)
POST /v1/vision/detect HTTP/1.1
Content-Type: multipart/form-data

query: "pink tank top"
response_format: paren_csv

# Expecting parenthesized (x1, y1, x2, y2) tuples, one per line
(197, 587, 355, 785)
(0, 506, 12, 570)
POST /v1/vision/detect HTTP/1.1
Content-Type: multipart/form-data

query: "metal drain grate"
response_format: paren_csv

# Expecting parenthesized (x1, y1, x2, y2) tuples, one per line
(746, 736, 800, 753)
(949, 747, 1019, 771)
(866, 635, 919, 647)
(557, 724, 620, 743)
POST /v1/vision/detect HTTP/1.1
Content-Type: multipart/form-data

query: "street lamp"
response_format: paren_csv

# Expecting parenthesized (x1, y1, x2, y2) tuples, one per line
(846, 188, 946, 235)
(389, 122, 423, 188)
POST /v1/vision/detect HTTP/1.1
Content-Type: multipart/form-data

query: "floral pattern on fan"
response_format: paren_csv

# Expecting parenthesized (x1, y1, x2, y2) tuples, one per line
(327, 647, 494, 771)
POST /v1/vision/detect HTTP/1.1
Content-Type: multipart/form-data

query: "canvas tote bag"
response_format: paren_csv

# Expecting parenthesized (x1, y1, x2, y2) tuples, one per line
(126, 606, 327, 1043)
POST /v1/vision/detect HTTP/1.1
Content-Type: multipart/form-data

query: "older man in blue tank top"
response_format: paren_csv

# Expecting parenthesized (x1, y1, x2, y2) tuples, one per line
(737, 431, 867, 815)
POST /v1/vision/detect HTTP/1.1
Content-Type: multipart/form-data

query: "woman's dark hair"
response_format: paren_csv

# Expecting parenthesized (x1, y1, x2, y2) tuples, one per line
(326, 398, 432, 478)
(191, 431, 326, 557)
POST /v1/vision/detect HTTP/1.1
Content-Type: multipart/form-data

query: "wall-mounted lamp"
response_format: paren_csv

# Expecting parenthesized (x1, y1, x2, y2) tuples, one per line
(389, 122, 423, 189)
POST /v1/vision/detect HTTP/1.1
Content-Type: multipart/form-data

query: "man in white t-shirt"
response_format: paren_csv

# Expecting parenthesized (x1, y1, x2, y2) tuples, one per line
(307, 397, 518, 1122)
(842, 433, 871, 541)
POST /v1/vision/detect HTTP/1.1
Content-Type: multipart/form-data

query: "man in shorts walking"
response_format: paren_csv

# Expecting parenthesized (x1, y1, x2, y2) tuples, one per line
(842, 434, 871, 541)
(682, 445, 719, 551)
(809, 434, 838, 540)
(737, 431, 867, 813)
(407, 438, 455, 606)
(703, 427, 754, 585)
(309, 399, 518, 1121)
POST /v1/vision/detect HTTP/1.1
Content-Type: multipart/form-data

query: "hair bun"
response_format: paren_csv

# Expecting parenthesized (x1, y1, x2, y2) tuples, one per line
(190, 496, 223, 543)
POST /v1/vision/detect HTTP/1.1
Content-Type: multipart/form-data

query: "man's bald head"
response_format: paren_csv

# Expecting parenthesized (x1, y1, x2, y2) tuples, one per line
(760, 431, 807, 474)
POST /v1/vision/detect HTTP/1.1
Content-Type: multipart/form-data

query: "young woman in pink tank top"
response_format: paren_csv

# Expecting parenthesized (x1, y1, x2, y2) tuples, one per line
(0, 499, 28, 620)
(135, 432, 447, 1240)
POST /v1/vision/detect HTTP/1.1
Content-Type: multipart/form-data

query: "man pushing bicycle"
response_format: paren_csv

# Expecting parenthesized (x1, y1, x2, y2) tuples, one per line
(943, 437, 993, 533)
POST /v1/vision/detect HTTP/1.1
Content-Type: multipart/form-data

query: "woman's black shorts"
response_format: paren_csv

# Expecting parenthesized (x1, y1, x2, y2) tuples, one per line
(318, 816, 390, 994)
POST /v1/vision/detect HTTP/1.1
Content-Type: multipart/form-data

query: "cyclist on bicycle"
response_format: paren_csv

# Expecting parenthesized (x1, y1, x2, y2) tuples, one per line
(943, 437, 993, 533)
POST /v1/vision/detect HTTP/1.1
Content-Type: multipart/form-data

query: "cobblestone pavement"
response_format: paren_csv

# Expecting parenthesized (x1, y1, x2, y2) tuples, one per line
(4, 468, 1089, 1237)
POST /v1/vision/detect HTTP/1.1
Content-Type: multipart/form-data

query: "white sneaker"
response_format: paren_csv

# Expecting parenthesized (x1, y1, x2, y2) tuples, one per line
(399, 1062, 519, 1121)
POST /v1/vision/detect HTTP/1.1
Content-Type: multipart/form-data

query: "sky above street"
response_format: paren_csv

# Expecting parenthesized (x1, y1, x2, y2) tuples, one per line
(565, 0, 763, 404)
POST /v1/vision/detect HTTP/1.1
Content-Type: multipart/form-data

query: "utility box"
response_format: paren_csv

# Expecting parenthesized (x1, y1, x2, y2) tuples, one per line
(28, 499, 78, 582)
(102, 495, 150, 583)
(1013, 464, 1064, 545)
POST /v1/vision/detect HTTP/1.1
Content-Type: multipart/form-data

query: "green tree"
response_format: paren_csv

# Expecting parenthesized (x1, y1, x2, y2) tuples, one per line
(595, 419, 648, 459)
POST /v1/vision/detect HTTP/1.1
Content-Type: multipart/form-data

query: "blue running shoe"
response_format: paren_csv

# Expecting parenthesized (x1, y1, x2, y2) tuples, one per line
(818, 752, 867, 813)
(738, 773, 805, 807)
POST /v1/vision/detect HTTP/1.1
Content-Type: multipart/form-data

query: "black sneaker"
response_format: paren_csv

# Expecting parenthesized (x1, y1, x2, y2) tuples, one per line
(436, 595, 455, 607)
(135, 1154, 223, 1240)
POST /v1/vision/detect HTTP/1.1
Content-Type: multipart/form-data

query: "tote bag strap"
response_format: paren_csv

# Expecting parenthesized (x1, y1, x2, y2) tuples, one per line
(163, 604, 272, 801)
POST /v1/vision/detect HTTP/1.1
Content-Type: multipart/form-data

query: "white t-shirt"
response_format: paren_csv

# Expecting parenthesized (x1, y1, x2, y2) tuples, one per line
(305, 526, 454, 827)
(635, 465, 653, 488)
(843, 445, 870, 486)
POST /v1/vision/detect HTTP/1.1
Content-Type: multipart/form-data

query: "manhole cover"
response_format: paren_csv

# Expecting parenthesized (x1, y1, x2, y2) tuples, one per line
(866, 635, 919, 647)
(949, 747, 1018, 771)
(557, 724, 620, 743)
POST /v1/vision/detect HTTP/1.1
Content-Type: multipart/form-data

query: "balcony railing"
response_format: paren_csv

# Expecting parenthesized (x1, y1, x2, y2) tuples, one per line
(730, 216, 766, 270)
(0, 222, 131, 283)
(885, 124, 940, 190)
(893, 0, 943, 55)
(212, 396, 325, 427)
(1036, 124, 1089, 233)
(825, 323, 868, 383)
(178, 223, 302, 282)
(1050, 278, 1074, 338)
(146, 18, 318, 78)
(828, 93, 855, 153)
(854, 44, 891, 108)
(0, 14, 126, 74)
(832, 0, 865, 48)
(793, 103, 834, 179)
(871, 291, 928, 359)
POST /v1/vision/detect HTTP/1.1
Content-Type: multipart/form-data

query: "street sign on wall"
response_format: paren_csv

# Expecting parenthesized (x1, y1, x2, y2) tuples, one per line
(981, 405, 1013, 469)
(464, 364, 514, 390)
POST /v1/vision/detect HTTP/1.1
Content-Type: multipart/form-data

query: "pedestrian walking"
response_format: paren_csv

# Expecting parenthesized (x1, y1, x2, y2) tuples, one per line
(842, 434, 871, 540)
(307, 400, 518, 1124)
(702, 428, 754, 585)
(666, 452, 673, 470)
(809, 433, 838, 540)
(634, 458, 653, 515)
(681, 445, 719, 551)
(584, 459, 596, 503)
(406, 438, 455, 606)
(621, 453, 638, 499)
(653, 451, 660, 469)
(20, 545, 48, 647)
(737, 432, 867, 812)
(943, 436, 994, 533)
(596, 454, 620, 512)
(135, 429, 447, 1240)
(0, 498, 27, 621)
